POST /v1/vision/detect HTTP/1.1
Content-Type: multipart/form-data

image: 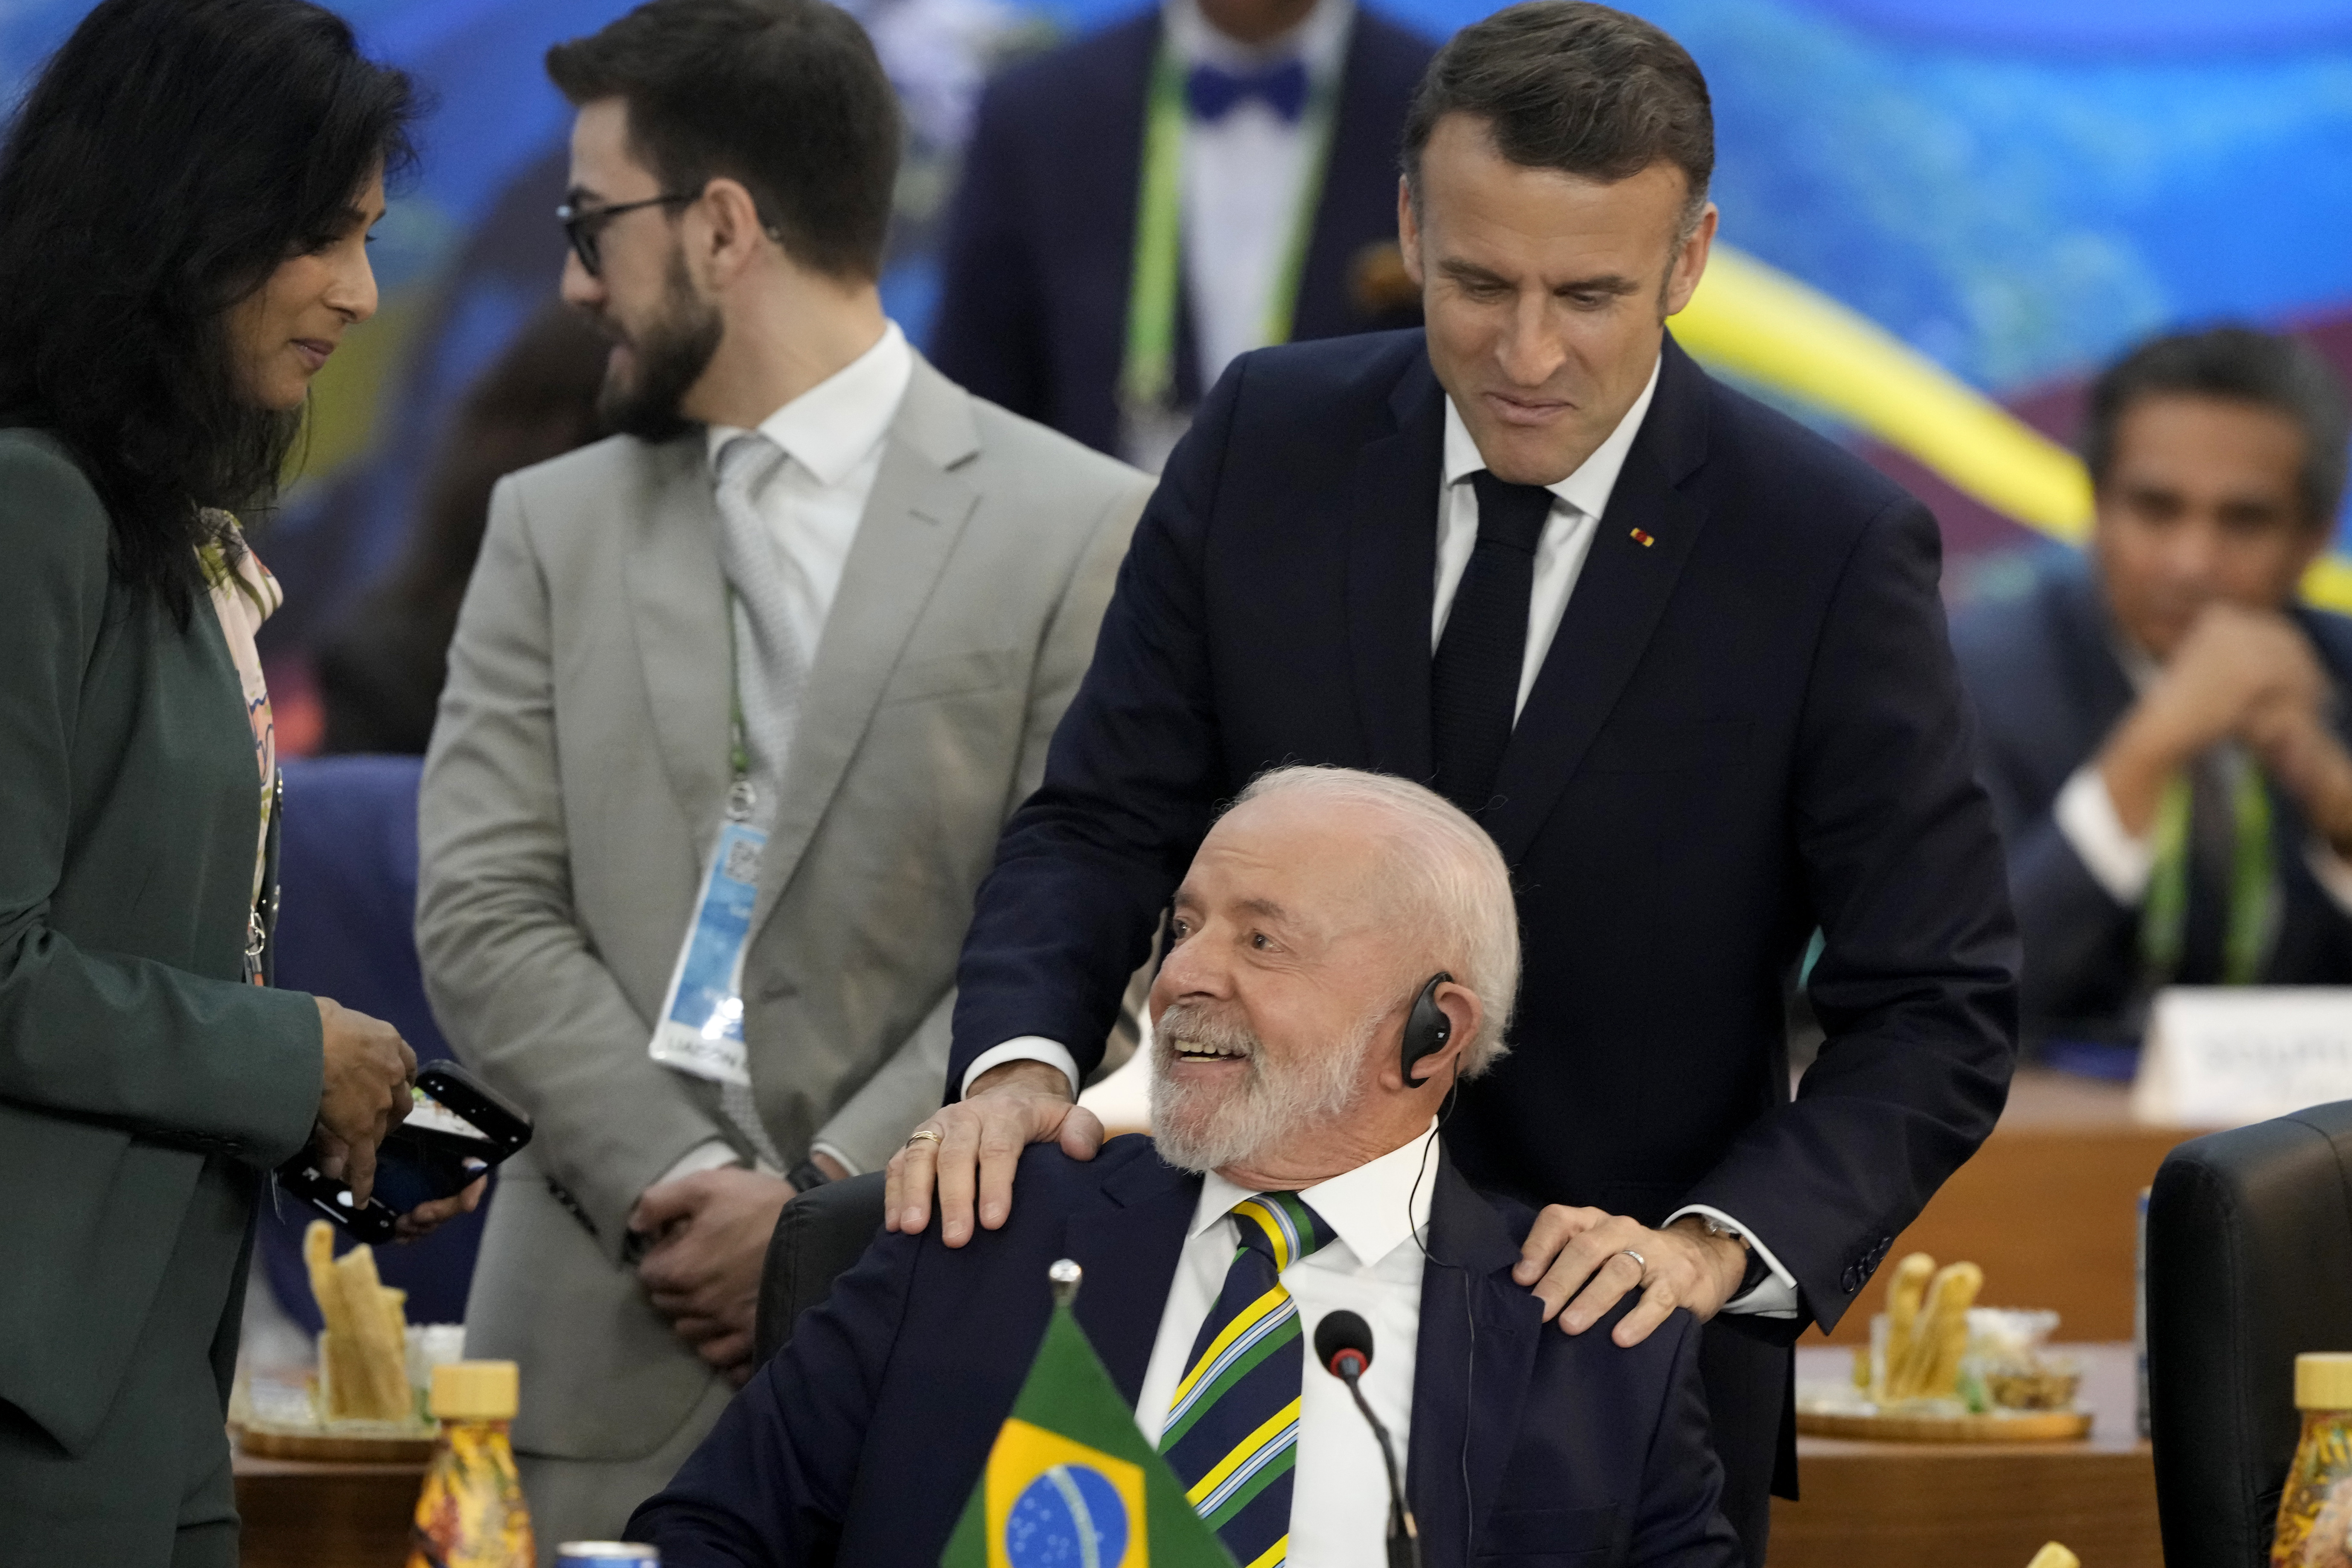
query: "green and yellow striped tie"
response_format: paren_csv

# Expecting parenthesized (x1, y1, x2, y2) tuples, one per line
(1158, 1192, 1335, 1568)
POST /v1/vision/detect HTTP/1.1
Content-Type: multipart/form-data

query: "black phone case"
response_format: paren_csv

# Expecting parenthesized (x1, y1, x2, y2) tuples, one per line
(277, 1061, 533, 1242)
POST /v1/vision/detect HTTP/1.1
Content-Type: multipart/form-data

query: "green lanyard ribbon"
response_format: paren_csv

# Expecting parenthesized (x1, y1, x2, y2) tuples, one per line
(1118, 39, 1338, 417)
(2141, 758, 2276, 986)
(725, 589, 755, 822)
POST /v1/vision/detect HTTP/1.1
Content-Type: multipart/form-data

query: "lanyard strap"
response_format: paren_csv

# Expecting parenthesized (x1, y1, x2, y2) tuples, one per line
(1118, 39, 1339, 416)
(725, 589, 755, 821)
(2142, 758, 2276, 986)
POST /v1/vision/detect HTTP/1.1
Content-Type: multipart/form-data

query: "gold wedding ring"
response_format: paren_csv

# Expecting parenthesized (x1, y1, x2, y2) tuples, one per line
(903, 1128, 944, 1150)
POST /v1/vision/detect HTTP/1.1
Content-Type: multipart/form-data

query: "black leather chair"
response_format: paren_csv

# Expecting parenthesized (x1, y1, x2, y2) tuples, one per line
(2147, 1100, 2352, 1568)
(753, 1171, 891, 1364)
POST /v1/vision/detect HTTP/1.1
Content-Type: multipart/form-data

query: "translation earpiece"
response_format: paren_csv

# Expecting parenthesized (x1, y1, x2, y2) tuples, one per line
(1400, 971, 1454, 1084)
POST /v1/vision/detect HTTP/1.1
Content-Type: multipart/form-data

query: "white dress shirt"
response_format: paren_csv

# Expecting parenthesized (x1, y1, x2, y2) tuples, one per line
(2052, 635, 2352, 912)
(1134, 1125, 1434, 1568)
(653, 320, 913, 1192)
(1167, 0, 1354, 392)
(966, 353, 1798, 1314)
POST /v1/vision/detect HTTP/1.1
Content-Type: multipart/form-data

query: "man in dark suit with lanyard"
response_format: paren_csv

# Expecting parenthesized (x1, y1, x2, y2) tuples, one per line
(928, 0, 1431, 466)
(891, 4, 2020, 1556)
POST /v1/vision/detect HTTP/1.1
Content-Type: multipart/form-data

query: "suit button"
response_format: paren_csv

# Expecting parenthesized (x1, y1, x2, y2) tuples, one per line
(1841, 1266, 1860, 1294)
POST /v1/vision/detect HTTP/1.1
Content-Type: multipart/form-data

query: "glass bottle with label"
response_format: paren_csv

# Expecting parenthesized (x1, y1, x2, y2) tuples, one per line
(409, 1360, 536, 1568)
(2273, 1353, 2352, 1567)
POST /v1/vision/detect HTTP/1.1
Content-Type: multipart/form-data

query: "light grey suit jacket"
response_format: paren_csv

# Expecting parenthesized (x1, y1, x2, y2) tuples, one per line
(415, 353, 1150, 1462)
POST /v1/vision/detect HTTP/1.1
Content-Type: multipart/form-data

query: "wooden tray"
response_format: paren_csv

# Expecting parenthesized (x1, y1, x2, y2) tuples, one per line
(233, 1420, 437, 1465)
(1795, 1406, 2093, 1443)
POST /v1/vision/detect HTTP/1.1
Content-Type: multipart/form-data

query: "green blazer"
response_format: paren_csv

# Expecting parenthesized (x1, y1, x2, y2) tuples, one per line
(0, 428, 321, 1454)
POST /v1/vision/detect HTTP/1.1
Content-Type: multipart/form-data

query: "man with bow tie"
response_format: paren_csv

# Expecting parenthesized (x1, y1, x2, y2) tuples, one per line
(929, 0, 1434, 466)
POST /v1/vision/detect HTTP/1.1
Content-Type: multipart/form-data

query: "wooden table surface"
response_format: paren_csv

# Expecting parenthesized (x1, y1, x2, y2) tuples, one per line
(235, 1444, 423, 1568)
(1771, 1343, 2157, 1568)
(1816, 1068, 2203, 1346)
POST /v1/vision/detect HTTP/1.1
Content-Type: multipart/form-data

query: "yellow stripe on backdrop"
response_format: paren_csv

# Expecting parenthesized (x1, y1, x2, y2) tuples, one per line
(1671, 244, 2352, 614)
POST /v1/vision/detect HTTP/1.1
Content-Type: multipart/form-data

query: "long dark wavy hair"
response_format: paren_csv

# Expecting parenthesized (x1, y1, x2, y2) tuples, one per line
(0, 0, 417, 625)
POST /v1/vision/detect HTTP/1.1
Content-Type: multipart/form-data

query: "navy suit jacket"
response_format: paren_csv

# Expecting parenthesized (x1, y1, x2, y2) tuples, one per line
(949, 329, 2019, 1335)
(629, 1139, 1742, 1567)
(927, 7, 1434, 455)
(1953, 560, 2352, 1042)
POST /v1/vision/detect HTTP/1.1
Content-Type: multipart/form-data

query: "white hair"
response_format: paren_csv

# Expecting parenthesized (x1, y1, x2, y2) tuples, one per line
(1228, 765, 1519, 1075)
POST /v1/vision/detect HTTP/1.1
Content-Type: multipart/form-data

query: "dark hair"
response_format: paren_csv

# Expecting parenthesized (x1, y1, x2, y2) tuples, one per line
(318, 305, 610, 754)
(2085, 326, 2352, 528)
(1402, 1, 1713, 233)
(547, 0, 901, 281)
(0, 0, 416, 625)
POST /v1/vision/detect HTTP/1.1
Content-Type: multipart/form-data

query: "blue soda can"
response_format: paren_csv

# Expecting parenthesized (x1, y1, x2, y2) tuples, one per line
(558, 1546, 659, 1567)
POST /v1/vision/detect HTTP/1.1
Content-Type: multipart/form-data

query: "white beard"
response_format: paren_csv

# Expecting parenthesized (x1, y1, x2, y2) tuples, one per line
(1148, 1001, 1377, 1175)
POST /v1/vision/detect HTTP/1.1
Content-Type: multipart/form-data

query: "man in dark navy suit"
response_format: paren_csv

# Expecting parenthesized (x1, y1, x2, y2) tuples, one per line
(1956, 327, 2352, 1058)
(928, 0, 1432, 463)
(631, 769, 1740, 1567)
(889, 6, 2019, 1557)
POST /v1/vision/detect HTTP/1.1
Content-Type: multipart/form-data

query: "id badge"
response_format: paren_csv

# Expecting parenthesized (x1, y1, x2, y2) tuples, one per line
(648, 820, 765, 1086)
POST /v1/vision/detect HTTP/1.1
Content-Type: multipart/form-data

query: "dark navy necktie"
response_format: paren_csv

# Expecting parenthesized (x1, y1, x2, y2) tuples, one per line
(1431, 471, 1554, 816)
(1185, 59, 1310, 123)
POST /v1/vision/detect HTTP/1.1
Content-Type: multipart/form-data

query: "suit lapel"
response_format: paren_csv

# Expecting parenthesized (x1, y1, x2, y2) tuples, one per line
(1482, 336, 1714, 865)
(1408, 1151, 1540, 1568)
(1346, 354, 1446, 782)
(2054, 563, 2137, 733)
(749, 356, 981, 936)
(1063, 1146, 1201, 1403)
(625, 438, 734, 839)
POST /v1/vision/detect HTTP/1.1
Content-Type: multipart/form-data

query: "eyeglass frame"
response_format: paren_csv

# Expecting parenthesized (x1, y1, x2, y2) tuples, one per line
(556, 191, 700, 278)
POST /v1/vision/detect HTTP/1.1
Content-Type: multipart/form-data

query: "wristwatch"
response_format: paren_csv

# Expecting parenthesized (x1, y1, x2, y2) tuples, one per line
(1699, 1216, 1774, 1299)
(786, 1157, 833, 1194)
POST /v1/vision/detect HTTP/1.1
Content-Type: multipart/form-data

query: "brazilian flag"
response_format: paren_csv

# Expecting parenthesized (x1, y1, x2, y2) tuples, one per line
(942, 1263, 1237, 1568)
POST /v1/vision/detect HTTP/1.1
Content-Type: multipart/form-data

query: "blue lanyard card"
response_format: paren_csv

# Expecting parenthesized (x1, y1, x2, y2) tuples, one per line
(648, 819, 766, 1087)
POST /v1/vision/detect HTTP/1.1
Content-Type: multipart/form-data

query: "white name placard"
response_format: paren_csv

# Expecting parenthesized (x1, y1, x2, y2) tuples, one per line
(2133, 987, 2352, 1128)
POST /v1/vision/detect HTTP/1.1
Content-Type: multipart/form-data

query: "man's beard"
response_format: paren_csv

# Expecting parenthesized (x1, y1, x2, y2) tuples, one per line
(1148, 1002, 1376, 1175)
(595, 247, 723, 441)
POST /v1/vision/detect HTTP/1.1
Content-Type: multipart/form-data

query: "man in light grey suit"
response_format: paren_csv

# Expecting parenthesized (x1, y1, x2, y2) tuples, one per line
(413, 0, 1149, 1549)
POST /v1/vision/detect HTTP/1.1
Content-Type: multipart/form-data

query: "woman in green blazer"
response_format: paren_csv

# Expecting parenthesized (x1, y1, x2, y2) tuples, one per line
(0, 3, 465, 1561)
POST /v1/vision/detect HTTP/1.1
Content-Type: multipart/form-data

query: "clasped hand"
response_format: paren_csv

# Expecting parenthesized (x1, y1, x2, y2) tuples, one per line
(2107, 603, 2352, 851)
(631, 1165, 796, 1384)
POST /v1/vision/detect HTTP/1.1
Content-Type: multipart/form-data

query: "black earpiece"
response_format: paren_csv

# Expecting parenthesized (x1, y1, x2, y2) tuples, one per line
(1400, 971, 1454, 1084)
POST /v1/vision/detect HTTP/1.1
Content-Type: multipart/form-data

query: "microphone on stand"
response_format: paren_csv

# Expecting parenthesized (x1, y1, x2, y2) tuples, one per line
(1314, 1310, 1421, 1568)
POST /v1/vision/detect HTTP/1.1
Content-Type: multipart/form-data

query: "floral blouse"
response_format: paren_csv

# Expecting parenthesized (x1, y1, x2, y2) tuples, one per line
(196, 512, 281, 912)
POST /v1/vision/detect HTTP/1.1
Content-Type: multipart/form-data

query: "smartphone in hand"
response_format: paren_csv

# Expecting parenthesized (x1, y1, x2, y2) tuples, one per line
(279, 1060, 531, 1242)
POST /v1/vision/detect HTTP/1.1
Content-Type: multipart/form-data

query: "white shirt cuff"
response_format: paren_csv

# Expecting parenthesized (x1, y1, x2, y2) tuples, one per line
(648, 1139, 742, 1197)
(960, 1038, 1082, 1100)
(1665, 1204, 1800, 1319)
(2054, 763, 2155, 904)
(808, 1141, 858, 1178)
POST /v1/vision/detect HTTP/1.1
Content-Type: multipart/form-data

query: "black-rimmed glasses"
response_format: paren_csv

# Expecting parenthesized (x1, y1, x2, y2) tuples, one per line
(557, 192, 699, 277)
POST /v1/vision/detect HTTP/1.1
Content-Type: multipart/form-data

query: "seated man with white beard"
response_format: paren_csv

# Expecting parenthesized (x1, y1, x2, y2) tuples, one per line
(629, 767, 1741, 1567)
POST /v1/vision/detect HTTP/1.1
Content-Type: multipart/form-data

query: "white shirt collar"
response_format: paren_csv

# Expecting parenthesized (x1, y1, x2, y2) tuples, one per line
(1443, 353, 1663, 521)
(1162, 0, 1353, 77)
(1192, 1119, 1440, 1269)
(704, 319, 912, 490)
